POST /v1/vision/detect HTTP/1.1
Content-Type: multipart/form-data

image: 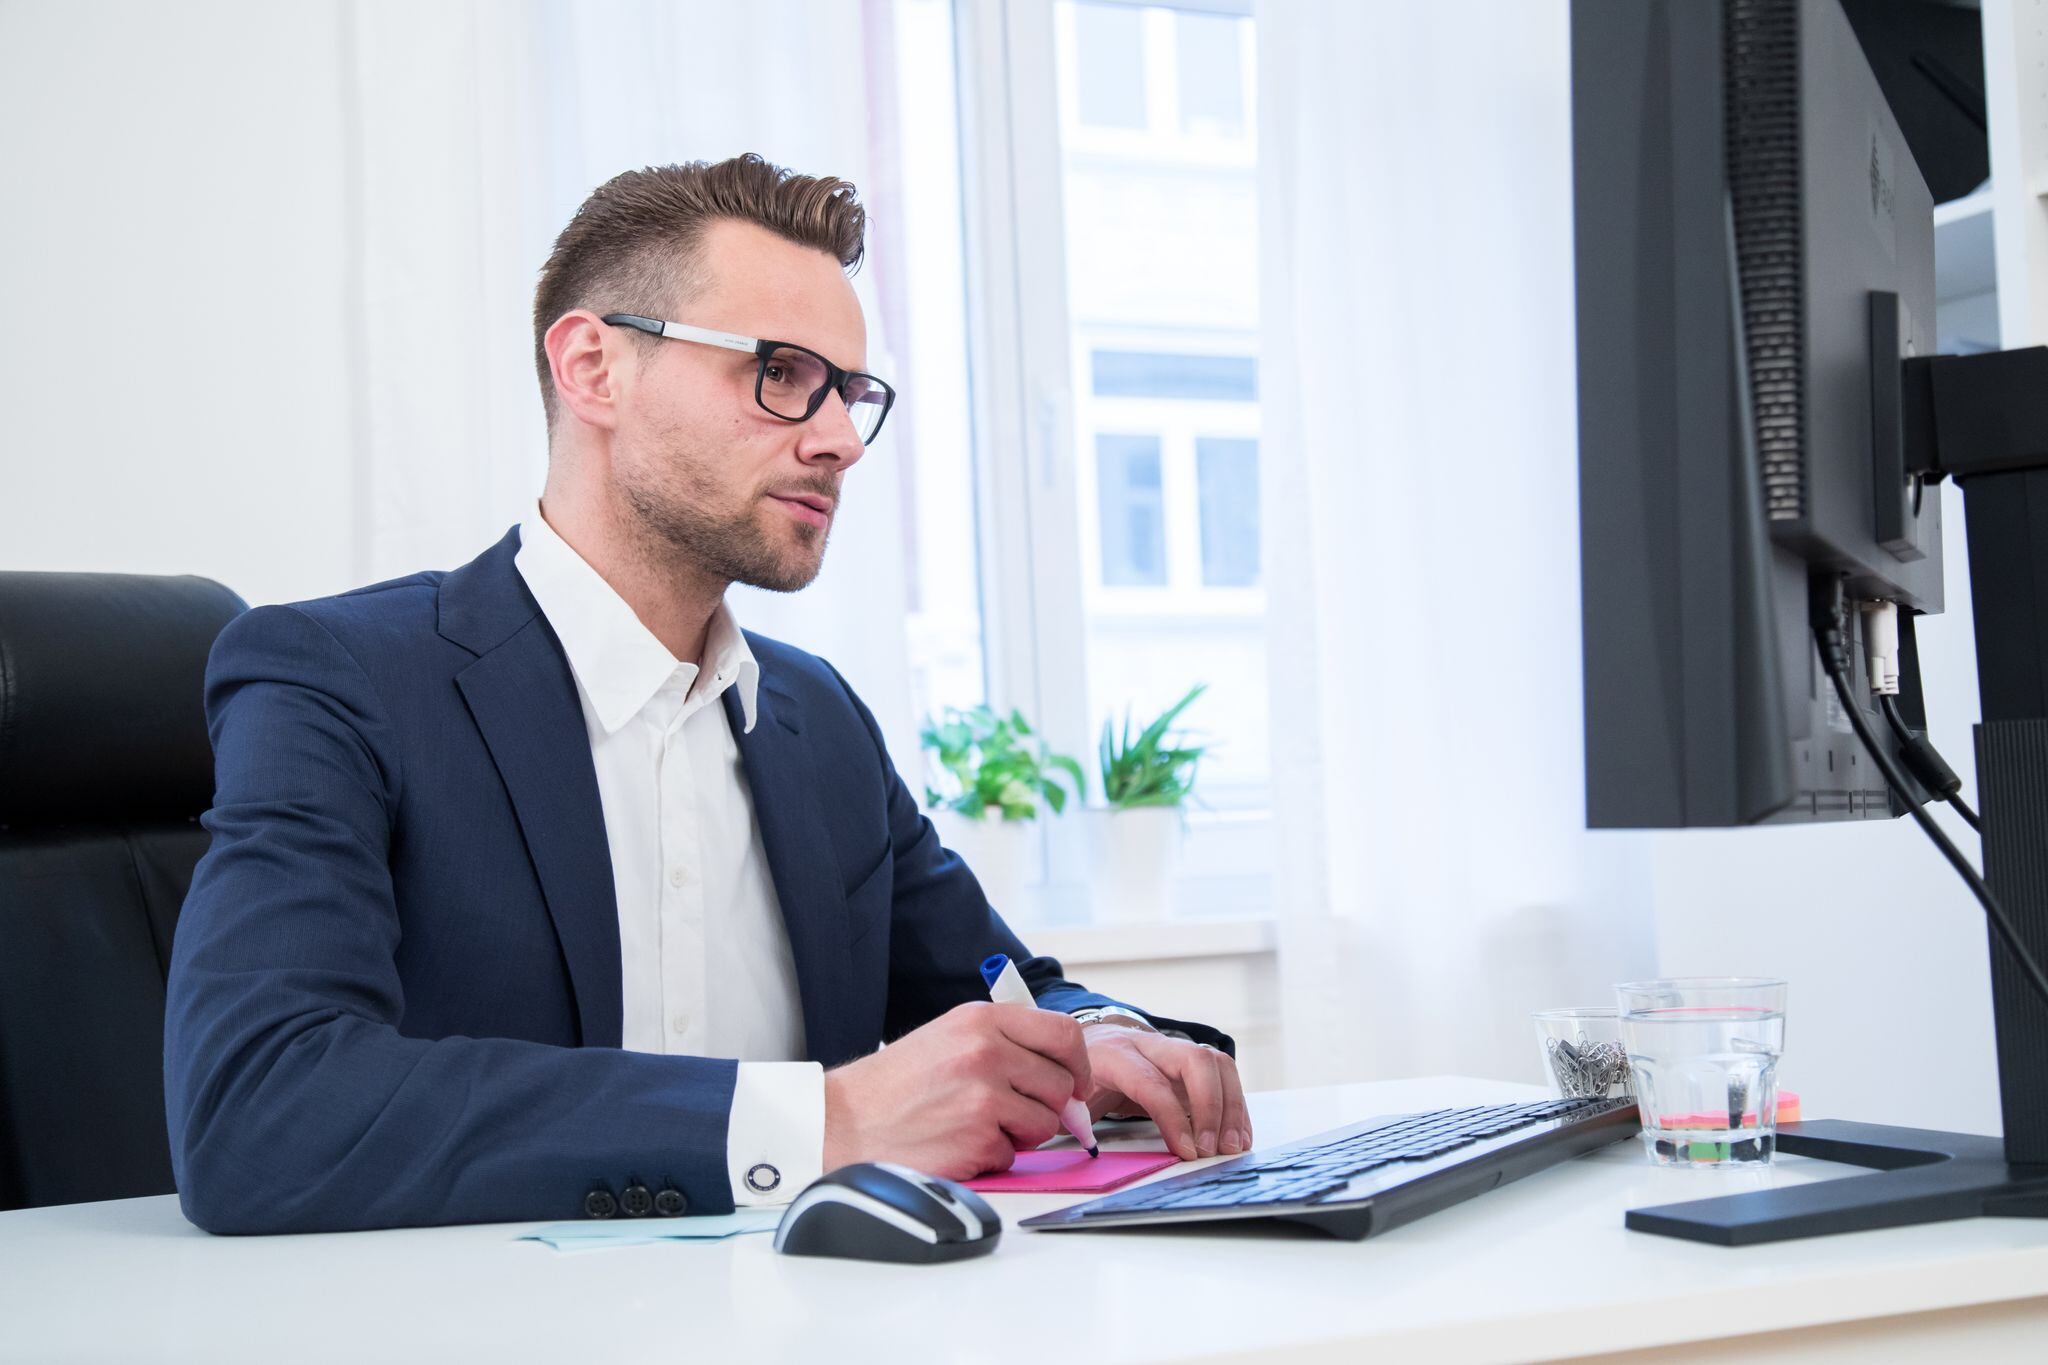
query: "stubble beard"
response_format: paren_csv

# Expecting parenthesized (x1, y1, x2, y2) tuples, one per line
(616, 450, 832, 595)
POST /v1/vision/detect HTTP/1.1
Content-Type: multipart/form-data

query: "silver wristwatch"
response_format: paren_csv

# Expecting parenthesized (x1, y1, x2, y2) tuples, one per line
(1069, 1005, 1157, 1031)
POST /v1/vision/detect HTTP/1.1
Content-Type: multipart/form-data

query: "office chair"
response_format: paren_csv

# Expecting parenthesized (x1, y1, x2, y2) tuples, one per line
(0, 570, 245, 1210)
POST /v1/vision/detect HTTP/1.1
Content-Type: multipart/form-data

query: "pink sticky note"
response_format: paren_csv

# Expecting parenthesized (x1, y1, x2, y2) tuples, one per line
(964, 1148, 1181, 1194)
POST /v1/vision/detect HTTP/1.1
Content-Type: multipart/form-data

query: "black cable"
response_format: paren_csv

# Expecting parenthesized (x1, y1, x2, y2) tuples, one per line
(1877, 693, 1983, 832)
(1810, 586, 2048, 1008)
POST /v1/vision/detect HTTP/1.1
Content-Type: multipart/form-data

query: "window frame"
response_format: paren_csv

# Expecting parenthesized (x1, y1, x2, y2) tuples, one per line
(950, 0, 1268, 916)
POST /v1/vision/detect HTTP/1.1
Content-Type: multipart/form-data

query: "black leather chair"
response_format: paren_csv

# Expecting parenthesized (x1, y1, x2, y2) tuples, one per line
(0, 571, 245, 1210)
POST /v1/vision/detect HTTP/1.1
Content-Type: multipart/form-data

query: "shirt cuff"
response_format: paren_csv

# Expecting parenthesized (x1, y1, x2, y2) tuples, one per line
(727, 1061, 824, 1207)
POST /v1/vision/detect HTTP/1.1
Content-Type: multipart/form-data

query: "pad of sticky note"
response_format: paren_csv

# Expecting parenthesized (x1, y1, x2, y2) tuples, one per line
(965, 1148, 1180, 1194)
(517, 1209, 782, 1252)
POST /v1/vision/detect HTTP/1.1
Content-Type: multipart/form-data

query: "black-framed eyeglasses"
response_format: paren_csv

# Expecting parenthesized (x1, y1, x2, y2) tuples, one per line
(601, 314, 897, 446)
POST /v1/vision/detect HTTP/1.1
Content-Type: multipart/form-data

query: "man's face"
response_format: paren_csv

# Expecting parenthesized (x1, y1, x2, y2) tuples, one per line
(610, 218, 869, 593)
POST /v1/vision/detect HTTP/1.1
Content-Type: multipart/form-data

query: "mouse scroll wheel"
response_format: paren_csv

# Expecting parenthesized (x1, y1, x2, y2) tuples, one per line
(922, 1182, 957, 1203)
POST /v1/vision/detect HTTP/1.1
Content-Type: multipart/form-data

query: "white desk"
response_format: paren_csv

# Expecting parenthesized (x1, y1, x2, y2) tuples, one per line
(3, 1076, 2046, 1363)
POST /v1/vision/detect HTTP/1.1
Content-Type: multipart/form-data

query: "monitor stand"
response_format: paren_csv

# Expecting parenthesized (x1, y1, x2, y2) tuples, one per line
(1629, 347, 2048, 1246)
(1627, 1122, 2048, 1246)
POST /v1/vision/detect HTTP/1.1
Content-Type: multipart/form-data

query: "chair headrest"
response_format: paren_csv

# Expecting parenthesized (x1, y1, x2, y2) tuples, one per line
(0, 571, 246, 827)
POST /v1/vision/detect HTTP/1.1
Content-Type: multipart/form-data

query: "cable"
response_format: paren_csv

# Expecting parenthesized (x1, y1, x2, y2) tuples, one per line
(1877, 693, 1982, 831)
(1811, 579, 2048, 1008)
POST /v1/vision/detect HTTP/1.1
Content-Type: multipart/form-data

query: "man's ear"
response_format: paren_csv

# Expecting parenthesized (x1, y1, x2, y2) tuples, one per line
(545, 309, 627, 432)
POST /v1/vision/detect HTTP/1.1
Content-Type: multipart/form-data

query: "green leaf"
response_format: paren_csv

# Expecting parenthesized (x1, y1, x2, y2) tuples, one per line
(1096, 683, 1210, 811)
(916, 702, 1084, 823)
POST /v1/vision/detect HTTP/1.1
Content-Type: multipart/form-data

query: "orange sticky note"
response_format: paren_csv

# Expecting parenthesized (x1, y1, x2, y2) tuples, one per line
(964, 1148, 1180, 1194)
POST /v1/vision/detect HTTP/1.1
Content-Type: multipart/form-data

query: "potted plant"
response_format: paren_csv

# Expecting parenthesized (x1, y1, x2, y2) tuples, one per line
(1090, 684, 1208, 921)
(920, 705, 1085, 916)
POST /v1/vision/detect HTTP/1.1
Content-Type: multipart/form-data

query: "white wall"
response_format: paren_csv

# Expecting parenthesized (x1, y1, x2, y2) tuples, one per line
(1, 1, 361, 606)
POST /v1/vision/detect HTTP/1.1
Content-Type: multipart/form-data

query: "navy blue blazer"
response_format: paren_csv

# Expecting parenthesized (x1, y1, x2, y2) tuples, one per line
(164, 527, 1230, 1234)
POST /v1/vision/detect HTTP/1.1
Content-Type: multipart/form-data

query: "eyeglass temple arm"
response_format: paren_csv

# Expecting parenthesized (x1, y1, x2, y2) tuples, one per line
(600, 314, 761, 355)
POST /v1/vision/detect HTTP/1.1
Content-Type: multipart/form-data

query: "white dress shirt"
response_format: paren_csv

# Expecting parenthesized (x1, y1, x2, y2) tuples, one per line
(514, 510, 823, 1206)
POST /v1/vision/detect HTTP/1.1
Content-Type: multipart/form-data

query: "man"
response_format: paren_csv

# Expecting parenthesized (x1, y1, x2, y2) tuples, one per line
(165, 154, 1249, 1234)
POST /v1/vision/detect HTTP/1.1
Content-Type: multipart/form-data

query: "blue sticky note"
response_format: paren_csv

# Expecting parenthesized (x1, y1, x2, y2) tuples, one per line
(519, 1209, 782, 1251)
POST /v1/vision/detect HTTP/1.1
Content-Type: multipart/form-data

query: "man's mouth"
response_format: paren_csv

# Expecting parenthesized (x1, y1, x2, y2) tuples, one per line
(768, 492, 835, 529)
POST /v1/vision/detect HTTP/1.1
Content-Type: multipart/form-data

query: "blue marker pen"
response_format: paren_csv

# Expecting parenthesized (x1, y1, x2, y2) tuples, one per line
(980, 953, 1099, 1158)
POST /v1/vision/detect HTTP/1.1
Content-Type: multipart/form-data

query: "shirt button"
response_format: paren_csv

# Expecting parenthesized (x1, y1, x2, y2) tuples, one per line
(669, 867, 686, 888)
(671, 1013, 689, 1035)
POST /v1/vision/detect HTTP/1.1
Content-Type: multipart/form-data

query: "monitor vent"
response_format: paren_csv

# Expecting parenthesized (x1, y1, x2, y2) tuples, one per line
(1726, 0, 1804, 522)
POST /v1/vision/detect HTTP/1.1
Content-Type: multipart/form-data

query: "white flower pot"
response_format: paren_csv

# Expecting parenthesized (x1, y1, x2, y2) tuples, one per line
(929, 807, 1034, 918)
(1087, 806, 1184, 922)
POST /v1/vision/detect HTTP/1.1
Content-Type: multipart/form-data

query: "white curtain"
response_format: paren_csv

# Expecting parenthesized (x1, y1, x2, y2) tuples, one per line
(345, 0, 919, 761)
(1256, 0, 1655, 1087)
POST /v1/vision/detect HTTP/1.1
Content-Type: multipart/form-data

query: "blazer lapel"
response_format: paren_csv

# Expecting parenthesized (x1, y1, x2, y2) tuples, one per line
(442, 530, 623, 1049)
(726, 684, 858, 1067)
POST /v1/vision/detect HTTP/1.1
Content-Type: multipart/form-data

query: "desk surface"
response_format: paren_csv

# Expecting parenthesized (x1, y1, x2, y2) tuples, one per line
(4, 1076, 2046, 1364)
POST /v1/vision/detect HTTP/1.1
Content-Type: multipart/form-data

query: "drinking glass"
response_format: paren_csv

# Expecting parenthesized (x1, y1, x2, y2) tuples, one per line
(1617, 978, 1787, 1166)
(1532, 1007, 1634, 1100)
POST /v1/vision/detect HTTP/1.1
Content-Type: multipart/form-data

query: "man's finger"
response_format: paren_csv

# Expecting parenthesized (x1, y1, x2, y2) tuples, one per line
(1099, 1045, 1198, 1160)
(1214, 1048, 1253, 1152)
(994, 1089, 1063, 1154)
(986, 1003, 1092, 1097)
(992, 1035, 1080, 1117)
(1139, 1033, 1226, 1156)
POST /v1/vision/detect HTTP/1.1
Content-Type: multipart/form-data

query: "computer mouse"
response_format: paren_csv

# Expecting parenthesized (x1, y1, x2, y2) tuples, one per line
(773, 1162, 1002, 1264)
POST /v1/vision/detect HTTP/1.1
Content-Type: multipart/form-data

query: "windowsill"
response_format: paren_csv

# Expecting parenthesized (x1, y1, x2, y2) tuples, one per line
(1028, 913, 1277, 967)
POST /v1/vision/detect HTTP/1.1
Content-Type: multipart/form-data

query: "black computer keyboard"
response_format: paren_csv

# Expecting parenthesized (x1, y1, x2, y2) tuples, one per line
(1020, 1097, 1640, 1241)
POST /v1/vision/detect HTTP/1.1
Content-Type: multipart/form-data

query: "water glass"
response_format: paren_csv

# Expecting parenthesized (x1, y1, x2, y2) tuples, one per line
(1532, 1007, 1634, 1100)
(1617, 977, 1788, 1166)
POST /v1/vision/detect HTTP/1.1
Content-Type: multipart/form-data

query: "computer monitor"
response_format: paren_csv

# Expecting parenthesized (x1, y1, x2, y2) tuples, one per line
(1574, 0, 1940, 829)
(1570, 0, 2048, 1243)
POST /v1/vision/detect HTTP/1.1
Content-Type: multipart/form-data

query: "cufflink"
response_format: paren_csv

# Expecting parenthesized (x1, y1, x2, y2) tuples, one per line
(584, 1180, 618, 1219)
(745, 1162, 782, 1195)
(654, 1178, 688, 1217)
(621, 1177, 654, 1217)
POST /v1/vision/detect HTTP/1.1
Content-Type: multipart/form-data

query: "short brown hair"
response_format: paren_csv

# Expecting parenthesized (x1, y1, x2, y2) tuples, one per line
(531, 154, 867, 427)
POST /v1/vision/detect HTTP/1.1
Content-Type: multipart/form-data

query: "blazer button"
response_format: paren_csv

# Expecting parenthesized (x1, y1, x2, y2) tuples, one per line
(584, 1181, 618, 1219)
(654, 1180, 687, 1217)
(621, 1179, 654, 1217)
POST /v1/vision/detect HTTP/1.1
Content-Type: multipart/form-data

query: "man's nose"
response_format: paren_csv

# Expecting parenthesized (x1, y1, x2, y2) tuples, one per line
(798, 391, 865, 467)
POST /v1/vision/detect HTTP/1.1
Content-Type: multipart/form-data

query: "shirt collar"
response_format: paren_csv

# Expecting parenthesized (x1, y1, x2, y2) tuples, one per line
(513, 507, 760, 736)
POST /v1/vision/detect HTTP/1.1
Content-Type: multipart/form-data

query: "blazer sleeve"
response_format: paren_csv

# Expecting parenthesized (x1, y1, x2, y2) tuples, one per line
(164, 605, 744, 1234)
(827, 667, 1236, 1057)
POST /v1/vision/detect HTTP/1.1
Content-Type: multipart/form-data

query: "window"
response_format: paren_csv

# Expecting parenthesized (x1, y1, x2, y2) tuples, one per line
(1175, 11, 1246, 137)
(1074, 3, 1148, 128)
(1092, 351, 1257, 401)
(1196, 436, 1259, 587)
(1095, 433, 1168, 586)
(913, 0, 1268, 917)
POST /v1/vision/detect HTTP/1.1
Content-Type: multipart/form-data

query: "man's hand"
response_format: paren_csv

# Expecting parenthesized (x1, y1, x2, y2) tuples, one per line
(822, 1002, 1092, 1180)
(1080, 1025, 1252, 1160)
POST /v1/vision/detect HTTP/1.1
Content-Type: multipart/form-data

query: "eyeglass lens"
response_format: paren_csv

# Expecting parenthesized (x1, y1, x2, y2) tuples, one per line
(759, 345, 889, 443)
